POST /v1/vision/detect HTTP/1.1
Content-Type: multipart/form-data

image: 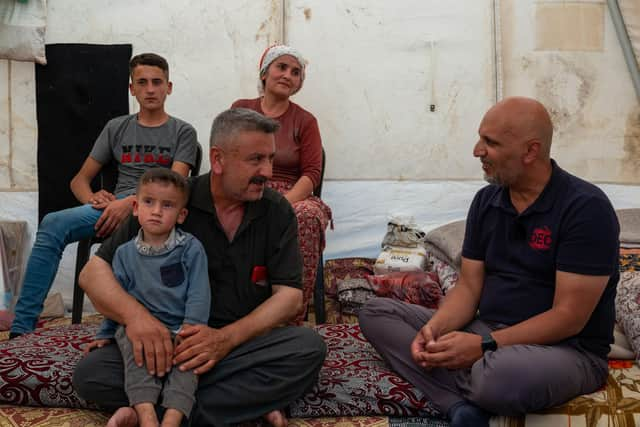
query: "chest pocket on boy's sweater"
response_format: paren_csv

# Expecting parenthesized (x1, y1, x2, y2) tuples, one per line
(160, 263, 185, 287)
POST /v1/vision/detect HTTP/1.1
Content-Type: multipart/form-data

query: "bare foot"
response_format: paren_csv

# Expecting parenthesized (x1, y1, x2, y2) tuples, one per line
(160, 407, 184, 427)
(106, 407, 138, 427)
(263, 409, 287, 427)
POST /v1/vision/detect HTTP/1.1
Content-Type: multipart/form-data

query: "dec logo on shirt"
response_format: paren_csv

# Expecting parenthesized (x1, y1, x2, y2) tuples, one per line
(529, 226, 552, 250)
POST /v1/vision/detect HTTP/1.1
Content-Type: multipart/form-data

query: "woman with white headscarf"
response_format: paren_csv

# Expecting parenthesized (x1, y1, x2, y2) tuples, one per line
(232, 45, 332, 324)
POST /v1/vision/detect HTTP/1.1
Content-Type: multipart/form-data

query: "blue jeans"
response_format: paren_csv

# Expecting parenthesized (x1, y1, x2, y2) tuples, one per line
(11, 204, 103, 334)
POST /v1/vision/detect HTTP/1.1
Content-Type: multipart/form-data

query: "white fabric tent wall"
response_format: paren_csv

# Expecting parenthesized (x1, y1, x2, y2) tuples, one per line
(620, 0, 640, 61)
(3, 180, 640, 311)
(323, 180, 640, 260)
(1, 1, 640, 310)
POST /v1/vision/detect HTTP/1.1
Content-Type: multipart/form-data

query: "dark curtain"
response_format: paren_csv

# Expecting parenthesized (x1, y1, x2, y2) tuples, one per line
(35, 43, 132, 222)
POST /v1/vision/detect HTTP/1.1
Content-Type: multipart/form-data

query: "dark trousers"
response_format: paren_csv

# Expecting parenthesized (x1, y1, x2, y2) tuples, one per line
(358, 298, 608, 416)
(73, 326, 326, 426)
(115, 326, 197, 417)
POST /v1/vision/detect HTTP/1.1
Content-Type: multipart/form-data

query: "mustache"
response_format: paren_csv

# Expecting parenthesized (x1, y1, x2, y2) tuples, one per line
(250, 176, 267, 185)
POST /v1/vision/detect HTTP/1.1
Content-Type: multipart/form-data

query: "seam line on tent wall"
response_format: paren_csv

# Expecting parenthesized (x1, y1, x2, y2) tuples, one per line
(492, 0, 503, 102)
(7, 60, 14, 189)
(281, 0, 286, 43)
(0, 188, 37, 192)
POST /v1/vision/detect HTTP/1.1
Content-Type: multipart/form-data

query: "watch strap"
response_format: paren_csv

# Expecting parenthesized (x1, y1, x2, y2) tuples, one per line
(481, 333, 497, 353)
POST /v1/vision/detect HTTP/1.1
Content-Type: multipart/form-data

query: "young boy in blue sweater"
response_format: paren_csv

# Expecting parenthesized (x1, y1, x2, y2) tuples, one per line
(85, 168, 210, 427)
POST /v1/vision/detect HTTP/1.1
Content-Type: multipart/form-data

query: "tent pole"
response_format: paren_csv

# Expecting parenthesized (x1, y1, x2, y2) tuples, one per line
(607, 0, 640, 102)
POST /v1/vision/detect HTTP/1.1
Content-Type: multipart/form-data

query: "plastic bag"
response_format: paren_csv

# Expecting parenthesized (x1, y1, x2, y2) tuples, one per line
(381, 214, 426, 248)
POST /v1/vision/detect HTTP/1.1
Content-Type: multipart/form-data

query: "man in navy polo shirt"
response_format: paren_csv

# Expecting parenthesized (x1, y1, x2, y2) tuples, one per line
(359, 97, 619, 427)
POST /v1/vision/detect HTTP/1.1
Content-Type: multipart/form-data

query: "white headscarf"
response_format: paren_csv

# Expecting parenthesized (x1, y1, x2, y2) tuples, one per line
(258, 44, 307, 95)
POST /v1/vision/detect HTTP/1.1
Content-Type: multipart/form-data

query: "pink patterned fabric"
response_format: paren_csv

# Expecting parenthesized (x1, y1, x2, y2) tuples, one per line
(615, 271, 640, 362)
(0, 323, 98, 408)
(324, 258, 376, 299)
(427, 253, 458, 294)
(290, 324, 439, 418)
(324, 298, 359, 325)
(0, 254, 639, 426)
(366, 272, 442, 308)
(323, 258, 443, 321)
(0, 322, 438, 419)
(268, 180, 332, 324)
(323, 258, 376, 323)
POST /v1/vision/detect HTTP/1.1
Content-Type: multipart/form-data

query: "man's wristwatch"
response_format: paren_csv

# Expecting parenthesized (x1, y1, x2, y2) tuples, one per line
(481, 333, 498, 353)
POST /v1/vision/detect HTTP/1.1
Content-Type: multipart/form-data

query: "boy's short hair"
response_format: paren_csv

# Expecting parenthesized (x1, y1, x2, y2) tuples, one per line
(129, 53, 170, 80)
(137, 168, 189, 206)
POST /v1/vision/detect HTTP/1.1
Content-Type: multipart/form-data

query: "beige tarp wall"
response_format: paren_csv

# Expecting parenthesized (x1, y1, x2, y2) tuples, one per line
(620, 0, 640, 65)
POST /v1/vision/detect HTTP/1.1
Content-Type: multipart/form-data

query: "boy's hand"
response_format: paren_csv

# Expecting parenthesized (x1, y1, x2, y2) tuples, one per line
(88, 190, 115, 209)
(95, 197, 134, 237)
(83, 338, 111, 355)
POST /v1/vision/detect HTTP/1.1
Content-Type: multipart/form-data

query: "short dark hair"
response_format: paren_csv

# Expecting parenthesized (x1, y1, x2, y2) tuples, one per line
(210, 108, 280, 149)
(136, 168, 189, 206)
(129, 53, 169, 80)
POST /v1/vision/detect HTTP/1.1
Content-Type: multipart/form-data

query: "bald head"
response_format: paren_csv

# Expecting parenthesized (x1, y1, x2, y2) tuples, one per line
(484, 96, 553, 159)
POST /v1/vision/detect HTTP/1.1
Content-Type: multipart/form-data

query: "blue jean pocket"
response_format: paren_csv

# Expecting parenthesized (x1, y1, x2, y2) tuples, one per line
(160, 263, 185, 287)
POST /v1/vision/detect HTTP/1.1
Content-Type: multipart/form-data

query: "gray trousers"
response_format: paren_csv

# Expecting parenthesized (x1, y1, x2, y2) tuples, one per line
(115, 326, 197, 417)
(74, 326, 326, 426)
(358, 298, 608, 416)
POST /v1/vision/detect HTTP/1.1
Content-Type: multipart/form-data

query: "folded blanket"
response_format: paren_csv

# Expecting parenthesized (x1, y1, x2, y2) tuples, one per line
(427, 252, 458, 294)
(617, 208, 640, 245)
(423, 220, 465, 271)
(337, 278, 376, 315)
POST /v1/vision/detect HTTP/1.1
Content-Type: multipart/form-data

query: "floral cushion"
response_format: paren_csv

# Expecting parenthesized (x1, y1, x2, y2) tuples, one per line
(0, 321, 438, 419)
(324, 258, 376, 299)
(617, 250, 640, 361)
(0, 322, 98, 408)
(0, 404, 109, 426)
(324, 299, 359, 325)
(615, 271, 640, 361)
(337, 278, 377, 315)
(290, 323, 440, 418)
(427, 253, 458, 294)
(324, 258, 444, 321)
(620, 250, 640, 271)
(491, 360, 640, 426)
(366, 272, 442, 308)
(0, 252, 638, 418)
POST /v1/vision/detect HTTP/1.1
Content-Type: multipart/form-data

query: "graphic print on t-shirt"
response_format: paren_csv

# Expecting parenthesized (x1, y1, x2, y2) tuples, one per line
(121, 145, 172, 165)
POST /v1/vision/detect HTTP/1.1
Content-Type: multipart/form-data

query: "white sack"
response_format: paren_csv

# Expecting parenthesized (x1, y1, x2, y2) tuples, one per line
(374, 245, 427, 275)
(0, 0, 47, 64)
